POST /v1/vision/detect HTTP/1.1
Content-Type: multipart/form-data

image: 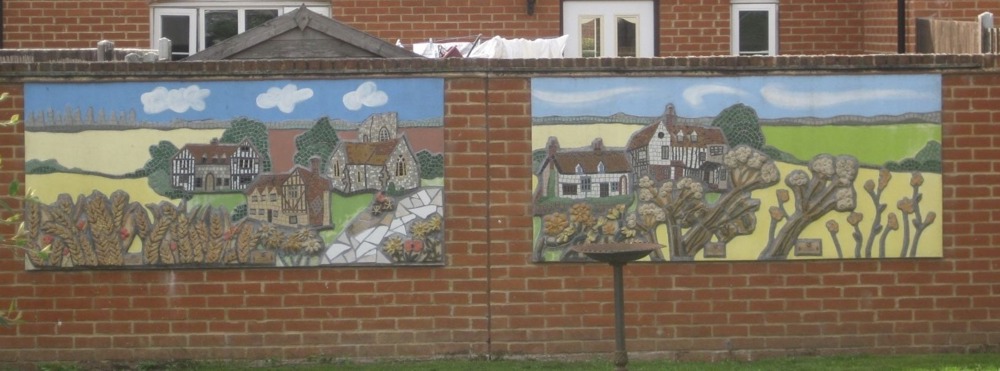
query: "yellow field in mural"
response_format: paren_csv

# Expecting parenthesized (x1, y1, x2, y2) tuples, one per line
(23, 79, 445, 269)
(531, 75, 942, 262)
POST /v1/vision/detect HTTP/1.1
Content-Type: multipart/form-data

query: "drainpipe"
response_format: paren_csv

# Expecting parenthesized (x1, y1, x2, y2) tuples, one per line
(1, 0, 5, 49)
(897, 0, 906, 53)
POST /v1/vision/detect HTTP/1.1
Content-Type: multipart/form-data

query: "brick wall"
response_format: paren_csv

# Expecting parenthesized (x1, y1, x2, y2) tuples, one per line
(7, 0, 994, 56)
(0, 55, 999, 365)
(862, 0, 1000, 53)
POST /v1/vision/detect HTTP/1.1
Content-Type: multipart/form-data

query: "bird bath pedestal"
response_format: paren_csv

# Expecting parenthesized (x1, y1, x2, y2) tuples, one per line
(571, 243, 660, 371)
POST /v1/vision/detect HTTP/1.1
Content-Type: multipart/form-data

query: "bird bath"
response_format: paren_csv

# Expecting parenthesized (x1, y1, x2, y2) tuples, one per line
(571, 243, 660, 371)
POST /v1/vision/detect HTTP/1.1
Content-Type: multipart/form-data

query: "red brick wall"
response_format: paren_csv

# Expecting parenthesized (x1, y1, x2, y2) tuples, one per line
(5, 0, 962, 56)
(862, 0, 1000, 53)
(0, 56, 999, 365)
(1, 1, 149, 49)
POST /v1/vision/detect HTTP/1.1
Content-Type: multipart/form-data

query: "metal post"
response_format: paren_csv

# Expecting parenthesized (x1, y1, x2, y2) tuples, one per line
(897, 0, 906, 53)
(612, 262, 628, 371)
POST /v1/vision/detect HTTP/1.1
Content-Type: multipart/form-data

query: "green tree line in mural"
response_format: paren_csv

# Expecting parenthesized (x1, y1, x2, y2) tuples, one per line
(534, 103, 937, 261)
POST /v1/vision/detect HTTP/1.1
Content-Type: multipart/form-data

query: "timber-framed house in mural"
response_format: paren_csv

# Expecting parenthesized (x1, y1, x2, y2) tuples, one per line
(171, 137, 262, 193)
(326, 112, 420, 194)
(535, 137, 632, 200)
(245, 158, 333, 228)
(626, 104, 730, 191)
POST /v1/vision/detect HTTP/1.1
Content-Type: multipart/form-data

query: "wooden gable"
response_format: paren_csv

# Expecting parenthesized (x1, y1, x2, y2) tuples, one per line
(184, 6, 421, 61)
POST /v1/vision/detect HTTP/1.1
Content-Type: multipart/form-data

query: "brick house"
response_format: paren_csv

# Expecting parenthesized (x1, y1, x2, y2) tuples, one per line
(244, 158, 332, 227)
(626, 104, 729, 190)
(1, 0, 987, 56)
(535, 137, 632, 200)
(170, 137, 261, 193)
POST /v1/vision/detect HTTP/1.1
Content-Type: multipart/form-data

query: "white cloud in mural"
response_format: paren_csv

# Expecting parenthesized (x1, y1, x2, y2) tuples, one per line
(256, 84, 314, 113)
(343, 81, 388, 111)
(140, 85, 211, 114)
(760, 83, 931, 110)
(532, 86, 645, 106)
(682, 84, 750, 107)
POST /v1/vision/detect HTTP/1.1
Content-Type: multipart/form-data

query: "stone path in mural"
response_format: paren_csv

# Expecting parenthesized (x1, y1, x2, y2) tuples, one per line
(323, 187, 444, 264)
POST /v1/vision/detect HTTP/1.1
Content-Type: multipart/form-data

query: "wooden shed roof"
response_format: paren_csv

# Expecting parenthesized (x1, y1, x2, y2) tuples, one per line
(184, 6, 421, 61)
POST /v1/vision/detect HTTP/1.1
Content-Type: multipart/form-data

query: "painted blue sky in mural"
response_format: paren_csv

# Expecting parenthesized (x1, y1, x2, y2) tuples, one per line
(532, 74, 941, 119)
(25, 78, 443, 123)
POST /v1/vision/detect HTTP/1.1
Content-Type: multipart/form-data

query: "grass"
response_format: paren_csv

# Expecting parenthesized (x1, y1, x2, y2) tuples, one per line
(37, 353, 1000, 371)
(760, 124, 940, 167)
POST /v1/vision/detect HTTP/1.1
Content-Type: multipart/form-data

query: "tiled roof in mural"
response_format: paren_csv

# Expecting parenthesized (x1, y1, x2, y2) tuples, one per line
(245, 172, 292, 195)
(344, 139, 400, 166)
(552, 150, 630, 175)
(183, 139, 248, 159)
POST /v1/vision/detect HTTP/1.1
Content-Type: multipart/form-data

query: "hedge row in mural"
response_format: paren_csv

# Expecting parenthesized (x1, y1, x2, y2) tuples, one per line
(532, 75, 942, 262)
(24, 79, 445, 269)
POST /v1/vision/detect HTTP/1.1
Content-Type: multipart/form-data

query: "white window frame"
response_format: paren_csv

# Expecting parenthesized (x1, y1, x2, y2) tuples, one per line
(151, 2, 331, 53)
(562, 1, 655, 58)
(152, 8, 197, 59)
(731, 0, 778, 56)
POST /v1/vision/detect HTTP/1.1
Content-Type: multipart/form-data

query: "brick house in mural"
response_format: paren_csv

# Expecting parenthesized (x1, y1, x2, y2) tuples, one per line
(244, 158, 332, 227)
(170, 137, 261, 193)
(535, 137, 632, 200)
(626, 104, 729, 190)
(326, 112, 420, 194)
(2, 0, 957, 57)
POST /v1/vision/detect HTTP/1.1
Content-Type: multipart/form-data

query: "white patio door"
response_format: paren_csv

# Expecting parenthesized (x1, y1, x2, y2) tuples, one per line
(563, 1, 655, 57)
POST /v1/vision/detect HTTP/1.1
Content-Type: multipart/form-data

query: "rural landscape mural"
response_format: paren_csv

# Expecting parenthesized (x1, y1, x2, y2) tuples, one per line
(532, 75, 942, 262)
(23, 78, 445, 269)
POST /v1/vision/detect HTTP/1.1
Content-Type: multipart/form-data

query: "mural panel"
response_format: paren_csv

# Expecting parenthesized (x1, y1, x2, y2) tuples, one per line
(23, 79, 445, 269)
(532, 75, 942, 262)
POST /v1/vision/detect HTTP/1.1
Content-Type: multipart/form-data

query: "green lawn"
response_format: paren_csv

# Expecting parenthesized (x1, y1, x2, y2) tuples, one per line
(47, 353, 998, 371)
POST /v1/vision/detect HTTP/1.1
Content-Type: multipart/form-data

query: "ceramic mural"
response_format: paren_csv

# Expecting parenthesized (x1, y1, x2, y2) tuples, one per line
(532, 75, 943, 262)
(23, 79, 445, 269)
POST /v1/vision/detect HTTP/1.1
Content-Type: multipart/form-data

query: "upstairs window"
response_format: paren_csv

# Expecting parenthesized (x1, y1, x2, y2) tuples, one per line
(562, 1, 655, 57)
(151, 2, 332, 60)
(731, 0, 778, 56)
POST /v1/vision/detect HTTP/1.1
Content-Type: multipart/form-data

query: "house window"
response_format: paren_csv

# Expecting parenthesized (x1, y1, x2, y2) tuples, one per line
(710, 145, 725, 156)
(252, 195, 258, 202)
(581, 176, 592, 192)
(151, 2, 332, 60)
(661, 146, 669, 160)
(379, 127, 391, 142)
(597, 162, 605, 174)
(563, 1, 655, 57)
(731, 1, 778, 56)
(575, 164, 584, 175)
(610, 182, 619, 192)
(332, 161, 341, 177)
(691, 131, 698, 142)
(396, 155, 406, 176)
(289, 215, 298, 225)
(194, 177, 203, 188)
(270, 192, 277, 201)
(699, 152, 707, 161)
(562, 183, 578, 196)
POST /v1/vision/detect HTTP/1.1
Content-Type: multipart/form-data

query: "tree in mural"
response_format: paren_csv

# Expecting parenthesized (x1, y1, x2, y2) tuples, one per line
(142, 141, 185, 199)
(293, 116, 339, 170)
(759, 154, 859, 260)
(221, 117, 271, 172)
(826, 171, 935, 259)
(416, 150, 444, 179)
(712, 103, 765, 150)
(627, 145, 780, 260)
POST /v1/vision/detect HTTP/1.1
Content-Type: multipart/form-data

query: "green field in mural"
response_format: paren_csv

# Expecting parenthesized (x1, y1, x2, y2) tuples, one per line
(531, 75, 943, 262)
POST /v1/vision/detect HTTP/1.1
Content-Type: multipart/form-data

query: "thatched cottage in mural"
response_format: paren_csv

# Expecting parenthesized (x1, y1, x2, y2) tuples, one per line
(171, 137, 262, 193)
(326, 112, 420, 194)
(626, 104, 730, 190)
(535, 137, 632, 200)
(244, 158, 333, 227)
